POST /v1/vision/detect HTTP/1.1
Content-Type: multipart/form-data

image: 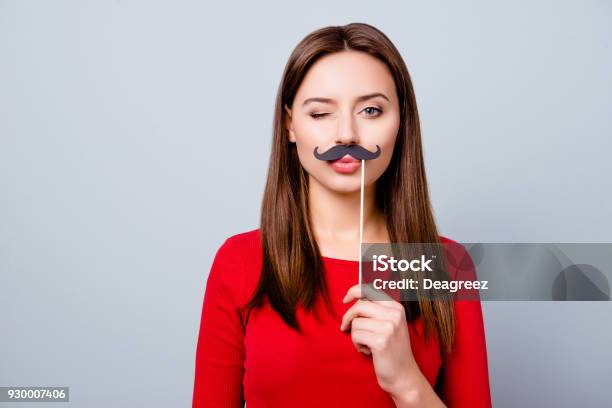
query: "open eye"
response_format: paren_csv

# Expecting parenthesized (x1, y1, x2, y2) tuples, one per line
(362, 106, 383, 117)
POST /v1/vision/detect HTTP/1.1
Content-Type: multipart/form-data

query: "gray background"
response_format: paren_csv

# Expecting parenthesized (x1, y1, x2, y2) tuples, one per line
(1, 0, 611, 407)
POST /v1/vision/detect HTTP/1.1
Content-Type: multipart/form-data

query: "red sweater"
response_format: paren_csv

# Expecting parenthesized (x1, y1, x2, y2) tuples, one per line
(193, 229, 492, 407)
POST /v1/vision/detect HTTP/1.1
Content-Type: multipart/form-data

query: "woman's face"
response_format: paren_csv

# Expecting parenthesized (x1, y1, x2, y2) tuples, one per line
(285, 50, 400, 193)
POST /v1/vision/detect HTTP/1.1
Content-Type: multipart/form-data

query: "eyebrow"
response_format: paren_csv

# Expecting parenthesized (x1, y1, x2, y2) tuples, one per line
(302, 92, 390, 107)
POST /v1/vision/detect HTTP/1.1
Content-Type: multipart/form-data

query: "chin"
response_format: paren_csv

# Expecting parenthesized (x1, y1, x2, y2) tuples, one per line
(321, 178, 362, 194)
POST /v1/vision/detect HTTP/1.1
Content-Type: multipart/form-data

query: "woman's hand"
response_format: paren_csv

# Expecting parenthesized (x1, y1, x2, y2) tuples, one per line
(340, 284, 445, 407)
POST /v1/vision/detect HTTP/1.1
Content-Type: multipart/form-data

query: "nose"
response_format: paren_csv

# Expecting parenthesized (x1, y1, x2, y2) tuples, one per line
(334, 109, 359, 146)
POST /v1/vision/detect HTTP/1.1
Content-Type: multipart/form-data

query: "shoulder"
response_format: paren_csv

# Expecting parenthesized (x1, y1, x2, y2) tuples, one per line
(224, 228, 261, 247)
(437, 235, 477, 282)
(438, 234, 457, 244)
(220, 228, 262, 260)
(212, 228, 262, 268)
(438, 234, 462, 258)
(209, 228, 262, 300)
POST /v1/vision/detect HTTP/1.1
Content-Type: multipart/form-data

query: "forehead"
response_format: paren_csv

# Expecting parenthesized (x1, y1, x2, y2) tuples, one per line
(295, 50, 397, 103)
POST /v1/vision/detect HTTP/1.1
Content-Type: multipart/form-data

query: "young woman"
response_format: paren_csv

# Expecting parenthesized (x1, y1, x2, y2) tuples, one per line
(193, 23, 492, 407)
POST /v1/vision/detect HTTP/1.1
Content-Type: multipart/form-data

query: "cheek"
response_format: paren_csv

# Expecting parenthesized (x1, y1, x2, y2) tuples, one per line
(293, 139, 324, 179)
(364, 148, 394, 186)
(377, 113, 400, 147)
(295, 143, 317, 173)
(365, 127, 398, 184)
(292, 119, 329, 169)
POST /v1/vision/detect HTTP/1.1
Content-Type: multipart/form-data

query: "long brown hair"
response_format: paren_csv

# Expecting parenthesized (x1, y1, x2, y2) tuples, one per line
(243, 22, 456, 353)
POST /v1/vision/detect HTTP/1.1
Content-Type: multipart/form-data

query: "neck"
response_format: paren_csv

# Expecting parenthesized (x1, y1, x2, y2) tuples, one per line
(307, 174, 387, 250)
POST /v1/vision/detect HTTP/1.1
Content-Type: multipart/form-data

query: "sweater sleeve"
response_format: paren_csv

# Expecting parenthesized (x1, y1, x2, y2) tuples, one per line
(439, 300, 492, 407)
(439, 242, 492, 407)
(193, 238, 247, 408)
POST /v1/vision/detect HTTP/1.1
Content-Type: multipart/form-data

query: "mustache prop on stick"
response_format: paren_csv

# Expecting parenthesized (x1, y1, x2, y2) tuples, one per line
(313, 144, 381, 161)
(313, 143, 383, 285)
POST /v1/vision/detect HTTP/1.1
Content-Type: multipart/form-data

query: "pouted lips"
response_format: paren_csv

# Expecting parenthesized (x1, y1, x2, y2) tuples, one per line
(329, 155, 361, 174)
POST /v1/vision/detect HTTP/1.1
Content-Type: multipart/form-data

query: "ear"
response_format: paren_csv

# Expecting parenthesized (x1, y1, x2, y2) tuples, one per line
(284, 104, 296, 143)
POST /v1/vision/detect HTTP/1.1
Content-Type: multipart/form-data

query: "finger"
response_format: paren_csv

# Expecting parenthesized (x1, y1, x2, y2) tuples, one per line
(340, 299, 392, 331)
(343, 283, 398, 305)
(355, 345, 372, 356)
(358, 346, 372, 356)
(350, 316, 396, 335)
(356, 343, 372, 355)
(341, 301, 406, 331)
(351, 328, 383, 353)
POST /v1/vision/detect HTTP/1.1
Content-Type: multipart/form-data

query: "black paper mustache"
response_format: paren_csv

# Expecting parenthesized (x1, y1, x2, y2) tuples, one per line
(313, 144, 381, 161)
